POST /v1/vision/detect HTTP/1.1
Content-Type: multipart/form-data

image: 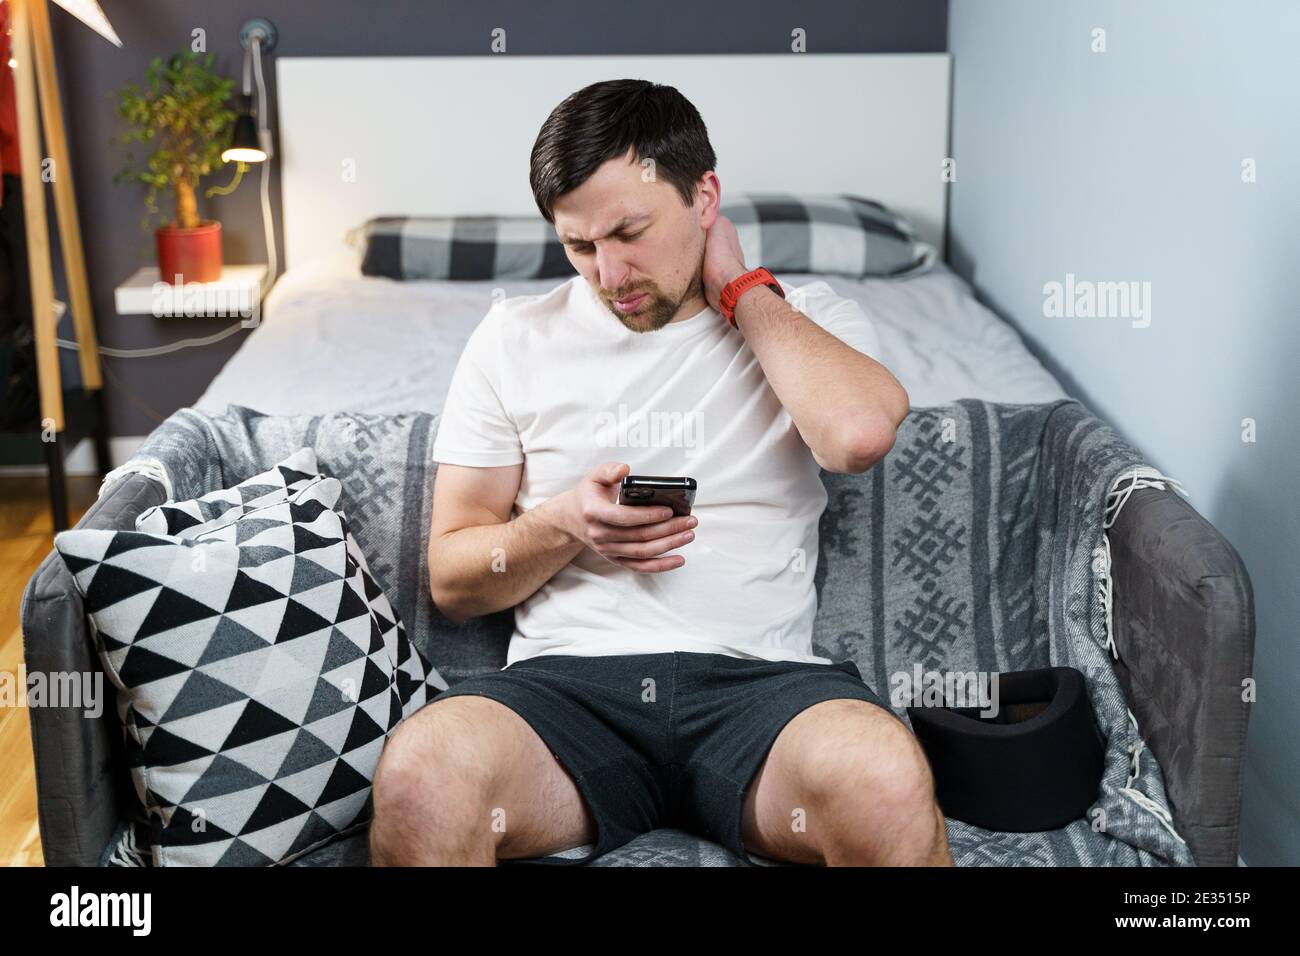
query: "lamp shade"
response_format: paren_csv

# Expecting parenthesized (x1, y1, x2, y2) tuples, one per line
(222, 111, 267, 164)
(52, 0, 122, 46)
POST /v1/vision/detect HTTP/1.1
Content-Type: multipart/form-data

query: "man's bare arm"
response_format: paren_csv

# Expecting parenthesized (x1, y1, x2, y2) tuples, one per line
(731, 284, 909, 474)
(701, 212, 909, 474)
(427, 462, 581, 623)
(428, 461, 697, 623)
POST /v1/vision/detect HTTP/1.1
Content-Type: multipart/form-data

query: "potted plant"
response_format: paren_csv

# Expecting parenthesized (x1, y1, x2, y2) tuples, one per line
(112, 51, 241, 284)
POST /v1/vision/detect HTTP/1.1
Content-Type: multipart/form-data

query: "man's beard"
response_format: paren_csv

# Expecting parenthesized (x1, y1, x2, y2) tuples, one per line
(604, 265, 705, 333)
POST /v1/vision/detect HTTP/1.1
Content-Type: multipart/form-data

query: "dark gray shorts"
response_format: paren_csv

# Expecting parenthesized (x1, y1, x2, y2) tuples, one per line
(429, 650, 893, 865)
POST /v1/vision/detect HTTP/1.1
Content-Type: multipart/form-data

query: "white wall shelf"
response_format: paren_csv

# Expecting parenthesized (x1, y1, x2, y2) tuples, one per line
(114, 265, 268, 318)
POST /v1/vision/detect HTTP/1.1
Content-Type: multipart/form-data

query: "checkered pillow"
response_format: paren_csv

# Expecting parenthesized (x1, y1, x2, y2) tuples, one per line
(352, 193, 934, 282)
(722, 193, 935, 278)
(355, 214, 577, 281)
(136, 449, 446, 715)
(56, 477, 401, 865)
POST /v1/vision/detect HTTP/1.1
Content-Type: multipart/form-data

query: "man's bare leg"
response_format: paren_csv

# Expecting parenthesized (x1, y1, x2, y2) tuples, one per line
(369, 695, 598, 865)
(740, 699, 955, 866)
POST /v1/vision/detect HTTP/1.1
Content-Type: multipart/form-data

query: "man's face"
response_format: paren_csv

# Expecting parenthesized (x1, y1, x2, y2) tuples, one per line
(553, 147, 710, 333)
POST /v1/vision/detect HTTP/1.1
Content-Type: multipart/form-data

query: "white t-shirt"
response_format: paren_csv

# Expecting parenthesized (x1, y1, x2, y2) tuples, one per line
(431, 274, 881, 666)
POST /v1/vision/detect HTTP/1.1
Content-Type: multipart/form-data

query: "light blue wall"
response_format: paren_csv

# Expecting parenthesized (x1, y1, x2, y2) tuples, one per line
(947, 0, 1299, 865)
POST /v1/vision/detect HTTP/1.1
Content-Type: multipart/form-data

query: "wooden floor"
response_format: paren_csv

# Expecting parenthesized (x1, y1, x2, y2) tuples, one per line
(0, 475, 97, 867)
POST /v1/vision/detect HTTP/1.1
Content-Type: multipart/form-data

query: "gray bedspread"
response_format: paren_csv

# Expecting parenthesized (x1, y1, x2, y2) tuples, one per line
(113, 397, 1195, 866)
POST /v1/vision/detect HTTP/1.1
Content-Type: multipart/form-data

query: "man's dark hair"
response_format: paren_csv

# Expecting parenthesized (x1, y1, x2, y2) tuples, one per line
(529, 79, 717, 224)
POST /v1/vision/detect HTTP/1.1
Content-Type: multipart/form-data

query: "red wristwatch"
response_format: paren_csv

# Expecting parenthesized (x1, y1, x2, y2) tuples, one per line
(719, 266, 784, 327)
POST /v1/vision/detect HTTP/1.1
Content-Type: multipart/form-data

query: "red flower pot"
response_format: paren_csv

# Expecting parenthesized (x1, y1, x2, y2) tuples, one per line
(156, 220, 223, 284)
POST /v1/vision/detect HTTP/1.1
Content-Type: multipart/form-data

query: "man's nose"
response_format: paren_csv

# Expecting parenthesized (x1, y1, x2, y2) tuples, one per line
(595, 246, 631, 293)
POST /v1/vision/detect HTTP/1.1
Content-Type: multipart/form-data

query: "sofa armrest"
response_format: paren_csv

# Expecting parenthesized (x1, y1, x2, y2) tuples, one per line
(20, 474, 168, 866)
(1107, 485, 1255, 867)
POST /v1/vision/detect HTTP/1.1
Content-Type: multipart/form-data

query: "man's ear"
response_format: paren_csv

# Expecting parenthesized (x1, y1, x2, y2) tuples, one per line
(696, 171, 723, 228)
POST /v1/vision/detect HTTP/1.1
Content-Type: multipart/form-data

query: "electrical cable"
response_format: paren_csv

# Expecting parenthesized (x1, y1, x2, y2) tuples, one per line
(252, 34, 276, 299)
(57, 321, 246, 357)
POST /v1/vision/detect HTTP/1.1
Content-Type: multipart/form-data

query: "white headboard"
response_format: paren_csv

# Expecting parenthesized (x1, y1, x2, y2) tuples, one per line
(275, 53, 951, 270)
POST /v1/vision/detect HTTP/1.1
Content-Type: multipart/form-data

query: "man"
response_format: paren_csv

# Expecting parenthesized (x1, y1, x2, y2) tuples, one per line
(370, 79, 953, 867)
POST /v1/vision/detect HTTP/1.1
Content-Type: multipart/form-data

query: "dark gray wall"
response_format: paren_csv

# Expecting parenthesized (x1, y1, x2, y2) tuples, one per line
(51, 0, 947, 437)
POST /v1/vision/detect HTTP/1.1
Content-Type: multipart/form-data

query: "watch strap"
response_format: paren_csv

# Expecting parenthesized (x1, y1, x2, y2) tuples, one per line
(719, 266, 784, 327)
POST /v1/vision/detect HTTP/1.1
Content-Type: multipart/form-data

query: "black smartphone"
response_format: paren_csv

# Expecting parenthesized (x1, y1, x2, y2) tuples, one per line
(618, 475, 697, 517)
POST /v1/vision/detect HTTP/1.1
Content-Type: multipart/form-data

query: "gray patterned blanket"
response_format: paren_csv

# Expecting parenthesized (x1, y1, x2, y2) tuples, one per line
(113, 398, 1194, 866)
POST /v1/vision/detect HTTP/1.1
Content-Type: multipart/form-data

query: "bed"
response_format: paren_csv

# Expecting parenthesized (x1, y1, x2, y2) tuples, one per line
(196, 243, 1069, 418)
(201, 51, 997, 416)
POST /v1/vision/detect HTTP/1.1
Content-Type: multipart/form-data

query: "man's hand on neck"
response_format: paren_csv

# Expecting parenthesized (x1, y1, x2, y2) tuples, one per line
(701, 214, 748, 311)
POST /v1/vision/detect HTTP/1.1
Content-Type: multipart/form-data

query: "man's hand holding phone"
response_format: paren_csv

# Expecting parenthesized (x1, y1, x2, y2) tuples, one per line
(547, 462, 697, 572)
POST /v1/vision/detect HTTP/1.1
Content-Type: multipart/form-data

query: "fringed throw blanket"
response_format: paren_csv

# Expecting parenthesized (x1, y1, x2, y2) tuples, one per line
(812, 399, 1193, 866)
(110, 398, 1194, 866)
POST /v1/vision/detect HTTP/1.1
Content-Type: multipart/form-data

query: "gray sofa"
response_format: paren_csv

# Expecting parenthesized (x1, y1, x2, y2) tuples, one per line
(21, 401, 1254, 867)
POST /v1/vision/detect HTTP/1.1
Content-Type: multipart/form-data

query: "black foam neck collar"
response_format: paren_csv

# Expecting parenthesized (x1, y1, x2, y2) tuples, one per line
(906, 666, 1106, 833)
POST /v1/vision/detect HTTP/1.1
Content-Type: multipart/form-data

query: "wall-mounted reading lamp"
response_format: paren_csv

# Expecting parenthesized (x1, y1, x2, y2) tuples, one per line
(222, 17, 276, 164)
(222, 17, 278, 301)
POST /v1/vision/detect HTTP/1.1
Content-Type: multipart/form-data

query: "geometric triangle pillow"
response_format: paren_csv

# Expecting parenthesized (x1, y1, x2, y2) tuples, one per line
(56, 476, 404, 866)
(135, 448, 447, 718)
(134, 446, 321, 536)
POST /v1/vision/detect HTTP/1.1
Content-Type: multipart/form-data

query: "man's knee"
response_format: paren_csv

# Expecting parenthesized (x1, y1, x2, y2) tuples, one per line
(800, 701, 937, 821)
(792, 701, 948, 864)
(370, 697, 500, 862)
